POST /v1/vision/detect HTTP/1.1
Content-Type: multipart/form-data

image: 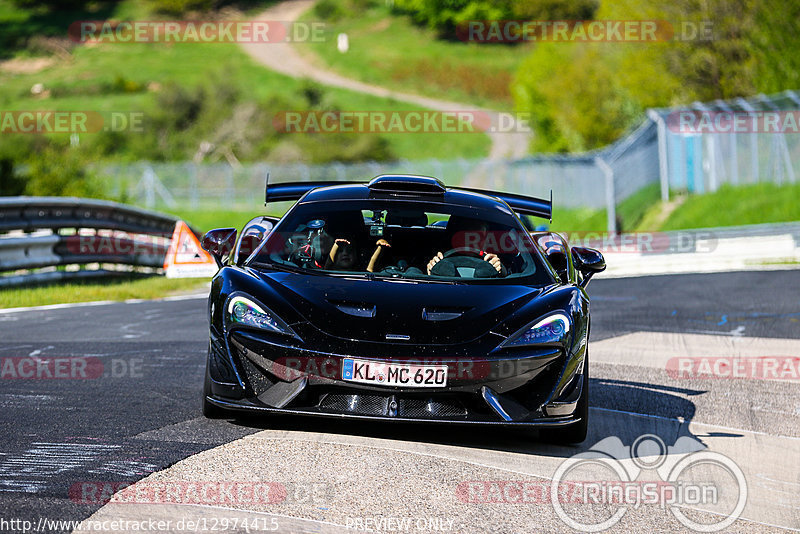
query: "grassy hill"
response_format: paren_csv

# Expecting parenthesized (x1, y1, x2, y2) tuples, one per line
(0, 0, 490, 172)
(297, 1, 529, 110)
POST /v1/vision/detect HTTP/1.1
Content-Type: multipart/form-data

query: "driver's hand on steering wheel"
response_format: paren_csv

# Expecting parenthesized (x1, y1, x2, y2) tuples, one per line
(483, 253, 502, 273)
(426, 252, 444, 274)
(426, 251, 503, 275)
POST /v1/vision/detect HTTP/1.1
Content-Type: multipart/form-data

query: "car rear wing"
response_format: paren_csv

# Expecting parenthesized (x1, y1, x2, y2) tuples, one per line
(264, 181, 351, 203)
(461, 187, 552, 222)
(264, 177, 552, 221)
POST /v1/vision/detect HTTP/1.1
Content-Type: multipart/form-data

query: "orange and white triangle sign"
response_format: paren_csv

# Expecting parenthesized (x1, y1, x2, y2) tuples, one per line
(163, 220, 218, 278)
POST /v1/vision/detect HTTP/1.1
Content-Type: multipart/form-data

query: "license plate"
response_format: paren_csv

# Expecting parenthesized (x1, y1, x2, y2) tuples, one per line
(342, 358, 447, 388)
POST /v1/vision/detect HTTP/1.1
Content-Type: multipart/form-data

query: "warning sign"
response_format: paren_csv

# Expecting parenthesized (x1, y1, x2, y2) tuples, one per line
(163, 220, 219, 278)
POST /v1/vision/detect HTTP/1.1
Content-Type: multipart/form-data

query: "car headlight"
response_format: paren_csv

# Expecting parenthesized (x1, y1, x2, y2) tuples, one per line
(502, 313, 571, 347)
(226, 295, 292, 335)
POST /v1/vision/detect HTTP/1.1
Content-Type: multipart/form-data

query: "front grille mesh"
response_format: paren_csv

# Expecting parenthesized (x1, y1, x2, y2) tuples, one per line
(318, 393, 467, 419)
(320, 394, 389, 416)
(399, 398, 467, 418)
(240, 353, 275, 396)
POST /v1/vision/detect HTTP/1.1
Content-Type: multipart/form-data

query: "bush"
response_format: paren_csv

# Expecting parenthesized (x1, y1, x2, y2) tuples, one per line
(9, 0, 120, 10)
(23, 146, 107, 198)
(313, 0, 347, 21)
(511, 0, 798, 152)
(0, 158, 26, 196)
(147, 0, 215, 16)
(392, 0, 598, 36)
(513, 43, 648, 152)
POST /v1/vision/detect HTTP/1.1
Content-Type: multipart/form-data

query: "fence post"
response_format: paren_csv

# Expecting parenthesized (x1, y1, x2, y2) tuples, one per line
(706, 135, 718, 192)
(647, 110, 670, 202)
(140, 166, 159, 209)
(189, 163, 198, 210)
(736, 98, 759, 182)
(713, 99, 738, 185)
(595, 156, 616, 235)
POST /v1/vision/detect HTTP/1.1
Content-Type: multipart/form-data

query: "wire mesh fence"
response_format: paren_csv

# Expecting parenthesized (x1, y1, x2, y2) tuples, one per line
(101, 90, 800, 232)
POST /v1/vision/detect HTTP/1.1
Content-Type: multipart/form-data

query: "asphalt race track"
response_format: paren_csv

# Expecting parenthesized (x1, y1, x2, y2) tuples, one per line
(0, 271, 798, 533)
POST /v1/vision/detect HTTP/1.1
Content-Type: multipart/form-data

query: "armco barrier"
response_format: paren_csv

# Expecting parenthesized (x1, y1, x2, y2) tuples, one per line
(0, 197, 193, 287)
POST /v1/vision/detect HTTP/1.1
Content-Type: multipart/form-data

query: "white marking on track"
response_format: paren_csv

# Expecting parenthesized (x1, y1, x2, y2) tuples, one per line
(88, 460, 158, 477)
(0, 442, 120, 493)
(0, 394, 59, 408)
(27, 345, 54, 357)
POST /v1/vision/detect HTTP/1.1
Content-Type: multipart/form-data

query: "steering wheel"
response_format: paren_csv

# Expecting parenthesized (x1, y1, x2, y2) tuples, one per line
(430, 247, 500, 278)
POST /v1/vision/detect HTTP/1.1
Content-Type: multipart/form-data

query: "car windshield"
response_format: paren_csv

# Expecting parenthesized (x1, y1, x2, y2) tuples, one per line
(249, 199, 553, 285)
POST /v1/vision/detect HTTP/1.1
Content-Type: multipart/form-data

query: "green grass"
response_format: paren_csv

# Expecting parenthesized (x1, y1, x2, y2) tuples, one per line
(549, 182, 800, 235)
(616, 183, 662, 231)
(297, 2, 529, 110)
(549, 207, 607, 234)
(548, 183, 663, 234)
(0, 0, 489, 161)
(661, 182, 800, 231)
(0, 275, 207, 309)
(167, 208, 285, 232)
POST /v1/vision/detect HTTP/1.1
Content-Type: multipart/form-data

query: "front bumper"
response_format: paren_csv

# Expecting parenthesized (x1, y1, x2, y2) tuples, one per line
(206, 327, 586, 426)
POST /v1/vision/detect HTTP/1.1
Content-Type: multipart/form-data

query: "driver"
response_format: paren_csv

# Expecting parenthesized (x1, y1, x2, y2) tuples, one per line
(426, 217, 506, 276)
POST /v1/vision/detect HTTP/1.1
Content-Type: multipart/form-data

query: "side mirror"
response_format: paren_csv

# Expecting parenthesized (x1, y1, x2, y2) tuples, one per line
(201, 228, 237, 267)
(571, 246, 606, 287)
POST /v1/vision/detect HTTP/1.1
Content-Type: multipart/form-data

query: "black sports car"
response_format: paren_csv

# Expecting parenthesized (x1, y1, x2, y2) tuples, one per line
(200, 175, 605, 443)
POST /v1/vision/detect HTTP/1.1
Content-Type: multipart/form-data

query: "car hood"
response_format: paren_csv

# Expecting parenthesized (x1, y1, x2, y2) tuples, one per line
(256, 270, 542, 344)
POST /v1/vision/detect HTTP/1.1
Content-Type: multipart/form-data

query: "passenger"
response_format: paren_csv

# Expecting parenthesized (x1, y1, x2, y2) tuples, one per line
(325, 238, 392, 272)
(325, 238, 359, 270)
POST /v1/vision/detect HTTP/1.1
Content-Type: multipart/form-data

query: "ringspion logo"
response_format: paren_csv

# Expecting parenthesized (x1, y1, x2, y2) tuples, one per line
(459, 435, 747, 532)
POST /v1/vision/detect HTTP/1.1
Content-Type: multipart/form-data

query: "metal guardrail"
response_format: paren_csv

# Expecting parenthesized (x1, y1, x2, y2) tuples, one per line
(0, 197, 188, 287)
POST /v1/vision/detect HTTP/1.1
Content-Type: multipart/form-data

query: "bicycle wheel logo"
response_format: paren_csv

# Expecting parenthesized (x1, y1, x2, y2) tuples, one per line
(550, 434, 747, 532)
